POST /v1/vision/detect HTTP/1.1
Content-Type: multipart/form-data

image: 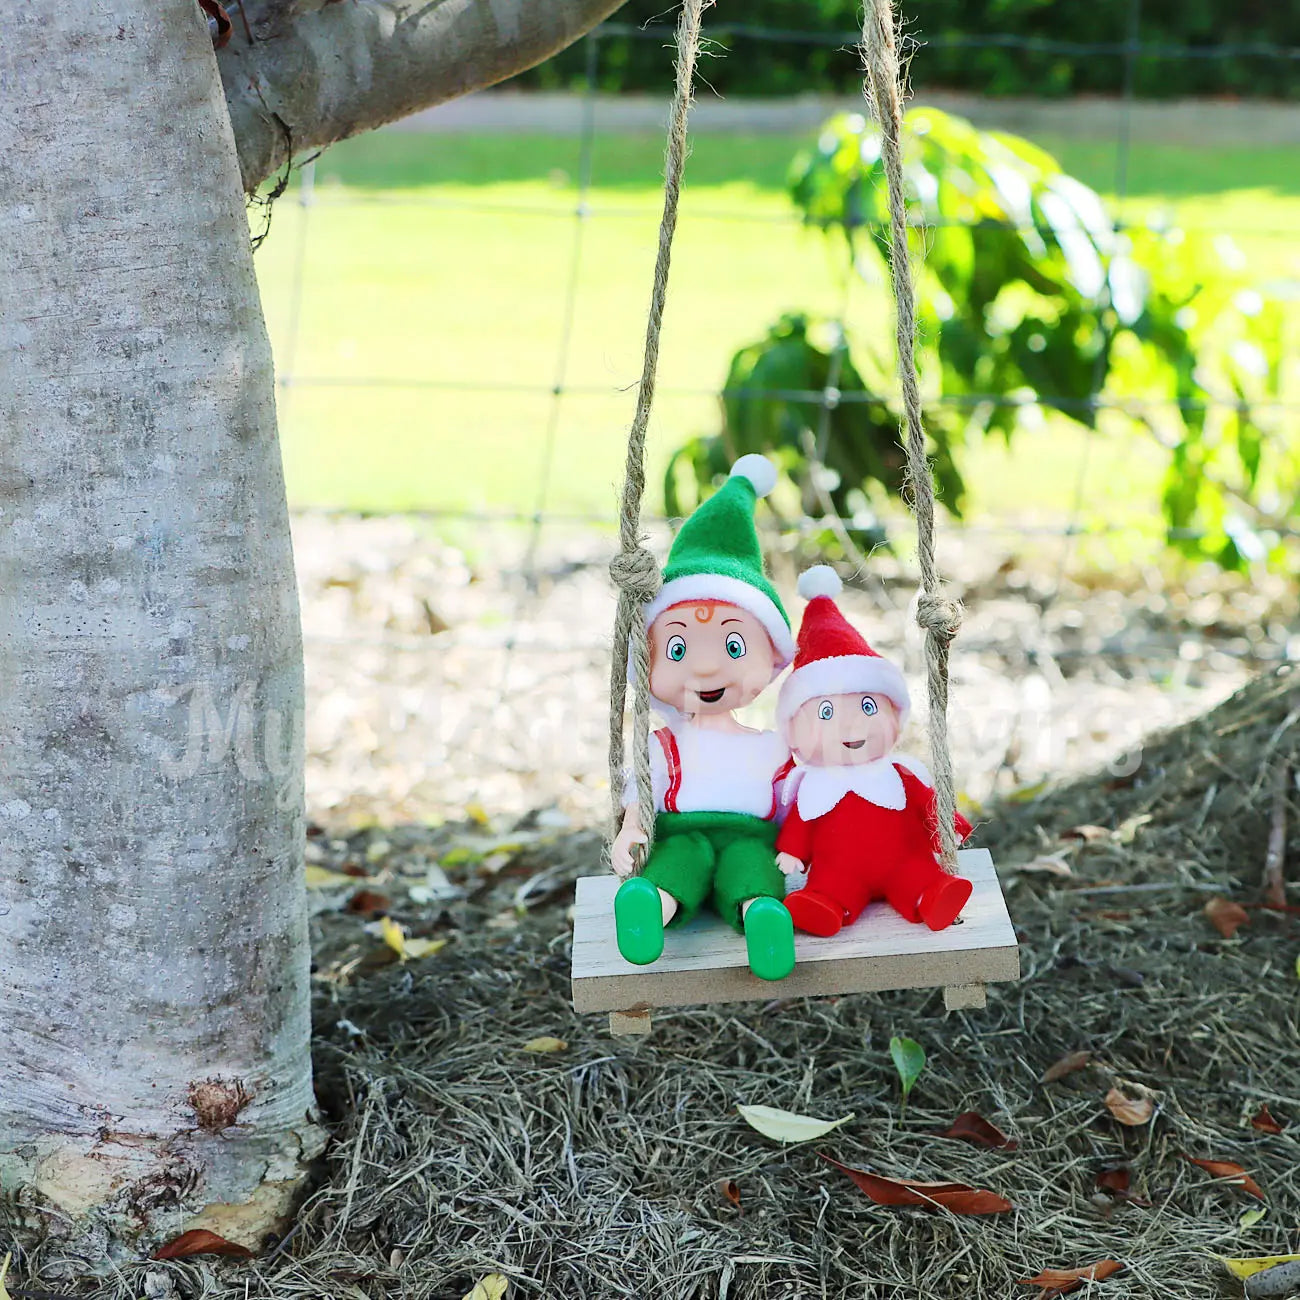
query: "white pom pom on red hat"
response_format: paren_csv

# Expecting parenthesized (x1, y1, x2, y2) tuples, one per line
(728, 453, 778, 499)
(797, 564, 843, 600)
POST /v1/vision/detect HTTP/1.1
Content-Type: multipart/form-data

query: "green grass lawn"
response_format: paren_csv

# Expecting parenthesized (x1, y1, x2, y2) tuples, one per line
(255, 127, 1300, 546)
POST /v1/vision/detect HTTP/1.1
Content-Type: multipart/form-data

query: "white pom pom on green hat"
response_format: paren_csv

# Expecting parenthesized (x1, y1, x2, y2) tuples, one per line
(729, 453, 778, 498)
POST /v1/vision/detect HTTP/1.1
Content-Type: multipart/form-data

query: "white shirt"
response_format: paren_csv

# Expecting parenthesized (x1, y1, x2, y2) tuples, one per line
(622, 719, 791, 819)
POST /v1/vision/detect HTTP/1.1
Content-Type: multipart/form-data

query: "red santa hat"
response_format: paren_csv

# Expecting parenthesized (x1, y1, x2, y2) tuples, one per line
(776, 566, 911, 729)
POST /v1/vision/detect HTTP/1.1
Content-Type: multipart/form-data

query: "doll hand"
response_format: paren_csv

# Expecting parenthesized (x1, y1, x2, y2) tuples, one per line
(777, 852, 808, 890)
(612, 824, 648, 878)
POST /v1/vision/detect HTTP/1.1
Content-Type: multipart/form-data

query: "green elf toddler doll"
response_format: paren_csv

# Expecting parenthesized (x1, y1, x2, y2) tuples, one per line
(612, 455, 799, 981)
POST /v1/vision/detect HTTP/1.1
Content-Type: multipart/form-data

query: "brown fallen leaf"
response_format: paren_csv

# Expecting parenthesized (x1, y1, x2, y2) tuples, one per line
(1251, 1104, 1284, 1135)
(1018, 1259, 1124, 1296)
(153, 1228, 253, 1260)
(1041, 1050, 1091, 1084)
(934, 1111, 1018, 1151)
(1185, 1155, 1265, 1200)
(346, 889, 392, 915)
(1095, 1166, 1152, 1207)
(1063, 825, 1111, 843)
(1204, 896, 1250, 939)
(821, 1155, 1012, 1215)
(197, 0, 233, 50)
(720, 1178, 741, 1208)
(1104, 1087, 1154, 1127)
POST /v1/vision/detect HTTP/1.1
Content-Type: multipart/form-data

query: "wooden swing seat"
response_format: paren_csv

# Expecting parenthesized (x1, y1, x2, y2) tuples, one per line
(572, 848, 1018, 1035)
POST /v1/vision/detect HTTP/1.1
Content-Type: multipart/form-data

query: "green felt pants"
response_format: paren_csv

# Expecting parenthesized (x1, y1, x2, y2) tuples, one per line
(643, 811, 783, 932)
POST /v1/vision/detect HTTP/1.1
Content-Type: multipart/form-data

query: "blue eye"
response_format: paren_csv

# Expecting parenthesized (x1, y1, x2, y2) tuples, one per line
(817, 700, 834, 721)
(666, 635, 686, 662)
(725, 633, 746, 660)
(861, 696, 878, 716)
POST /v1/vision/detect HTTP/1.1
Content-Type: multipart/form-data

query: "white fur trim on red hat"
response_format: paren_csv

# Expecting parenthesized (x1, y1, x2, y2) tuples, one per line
(776, 653, 911, 729)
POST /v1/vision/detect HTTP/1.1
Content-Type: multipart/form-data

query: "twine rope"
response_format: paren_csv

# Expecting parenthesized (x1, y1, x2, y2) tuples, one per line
(862, 0, 965, 870)
(607, 0, 963, 878)
(608, 0, 708, 855)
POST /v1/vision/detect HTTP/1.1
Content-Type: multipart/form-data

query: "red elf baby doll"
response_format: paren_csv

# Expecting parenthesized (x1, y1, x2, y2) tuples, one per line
(774, 566, 974, 937)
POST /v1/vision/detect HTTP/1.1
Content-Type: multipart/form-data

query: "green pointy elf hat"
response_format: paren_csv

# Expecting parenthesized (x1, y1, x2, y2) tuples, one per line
(644, 454, 795, 669)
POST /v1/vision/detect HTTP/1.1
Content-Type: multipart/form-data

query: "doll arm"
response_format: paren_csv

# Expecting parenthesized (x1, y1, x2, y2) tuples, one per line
(613, 734, 669, 877)
(611, 804, 648, 879)
(776, 803, 814, 866)
(920, 782, 974, 857)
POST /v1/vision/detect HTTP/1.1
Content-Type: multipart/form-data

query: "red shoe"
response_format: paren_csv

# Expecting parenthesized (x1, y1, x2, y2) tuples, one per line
(785, 888, 845, 937)
(917, 874, 973, 931)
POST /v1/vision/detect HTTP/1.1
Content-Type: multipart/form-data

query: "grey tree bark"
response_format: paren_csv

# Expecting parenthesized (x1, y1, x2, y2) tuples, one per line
(0, 0, 622, 1265)
(0, 0, 323, 1260)
(220, 0, 629, 191)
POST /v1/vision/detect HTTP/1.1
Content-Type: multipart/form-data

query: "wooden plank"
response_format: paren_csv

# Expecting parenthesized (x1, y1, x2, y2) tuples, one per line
(609, 1009, 653, 1036)
(943, 983, 988, 1011)
(572, 848, 1018, 1014)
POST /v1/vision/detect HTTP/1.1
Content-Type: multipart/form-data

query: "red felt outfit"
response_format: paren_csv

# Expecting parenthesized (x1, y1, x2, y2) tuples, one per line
(777, 763, 974, 934)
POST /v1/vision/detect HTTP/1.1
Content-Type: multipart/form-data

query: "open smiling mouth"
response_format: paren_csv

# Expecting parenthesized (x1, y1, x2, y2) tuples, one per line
(842, 739, 866, 750)
(696, 687, 726, 703)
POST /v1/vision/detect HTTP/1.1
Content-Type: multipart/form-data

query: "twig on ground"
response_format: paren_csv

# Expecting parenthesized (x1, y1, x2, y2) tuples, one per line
(1263, 761, 1290, 908)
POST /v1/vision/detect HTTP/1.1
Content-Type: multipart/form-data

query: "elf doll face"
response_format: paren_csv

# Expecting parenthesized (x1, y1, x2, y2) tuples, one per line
(648, 601, 776, 715)
(788, 692, 901, 766)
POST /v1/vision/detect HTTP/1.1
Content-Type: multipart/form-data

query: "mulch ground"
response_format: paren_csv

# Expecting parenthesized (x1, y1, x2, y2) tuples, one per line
(12, 666, 1300, 1299)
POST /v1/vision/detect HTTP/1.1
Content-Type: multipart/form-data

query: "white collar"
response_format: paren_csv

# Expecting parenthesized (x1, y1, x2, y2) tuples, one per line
(785, 753, 932, 821)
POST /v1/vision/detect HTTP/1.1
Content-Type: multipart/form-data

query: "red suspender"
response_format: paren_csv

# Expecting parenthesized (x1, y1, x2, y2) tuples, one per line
(655, 727, 682, 812)
(769, 755, 795, 820)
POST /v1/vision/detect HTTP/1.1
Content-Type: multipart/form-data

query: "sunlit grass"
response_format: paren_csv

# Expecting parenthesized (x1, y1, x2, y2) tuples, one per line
(255, 127, 1300, 553)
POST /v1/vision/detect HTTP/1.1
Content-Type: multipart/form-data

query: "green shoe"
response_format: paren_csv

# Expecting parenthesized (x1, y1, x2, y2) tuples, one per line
(615, 877, 665, 966)
(743, 896, 796, 981)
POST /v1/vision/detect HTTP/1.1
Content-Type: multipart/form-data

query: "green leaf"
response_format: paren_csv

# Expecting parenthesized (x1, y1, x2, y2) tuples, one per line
(710, 103, 1295, 579)
(890, 1036, 926, 1112)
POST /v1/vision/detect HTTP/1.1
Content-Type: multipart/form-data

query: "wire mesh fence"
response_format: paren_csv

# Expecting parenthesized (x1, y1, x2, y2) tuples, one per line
(258, 9, 1299, 826)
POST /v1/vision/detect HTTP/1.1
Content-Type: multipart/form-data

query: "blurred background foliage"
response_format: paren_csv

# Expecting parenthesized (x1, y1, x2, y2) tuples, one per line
(523, 1, 1300, 100)
(665, 108, 1293, 572)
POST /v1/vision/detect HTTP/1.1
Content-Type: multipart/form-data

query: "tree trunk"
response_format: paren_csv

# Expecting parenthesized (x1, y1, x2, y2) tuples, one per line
(0, 0, 323, 1261)
(220, 0, 630, 190)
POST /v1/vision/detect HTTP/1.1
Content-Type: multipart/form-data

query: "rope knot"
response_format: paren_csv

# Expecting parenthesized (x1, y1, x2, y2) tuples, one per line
(609, 547, 663, 604)
(916, 592, 963, 642)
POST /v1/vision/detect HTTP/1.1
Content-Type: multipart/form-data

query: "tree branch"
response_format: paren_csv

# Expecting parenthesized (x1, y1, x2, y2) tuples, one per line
(219, 0, 629, 191)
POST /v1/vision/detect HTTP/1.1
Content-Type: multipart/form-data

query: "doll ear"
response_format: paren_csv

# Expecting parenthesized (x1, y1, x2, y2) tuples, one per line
(797, 565, 842, 600)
